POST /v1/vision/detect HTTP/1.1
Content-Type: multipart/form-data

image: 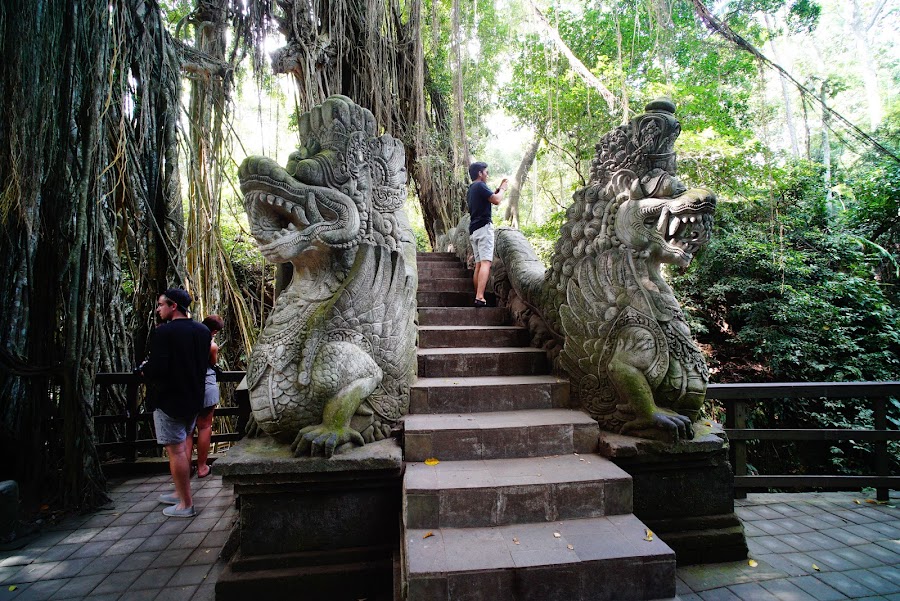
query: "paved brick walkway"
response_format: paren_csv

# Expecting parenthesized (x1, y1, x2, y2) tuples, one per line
(0, 473, 235, 601)
(676, 491, 900, 601)
(0, 476, 896, 600)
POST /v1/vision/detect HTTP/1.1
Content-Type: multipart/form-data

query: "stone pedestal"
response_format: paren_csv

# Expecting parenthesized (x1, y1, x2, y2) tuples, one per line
(215, 437, 403, 601)
(597, 422, 748, 565)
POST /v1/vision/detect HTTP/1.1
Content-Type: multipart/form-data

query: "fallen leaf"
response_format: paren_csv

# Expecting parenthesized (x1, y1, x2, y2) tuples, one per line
(553, 532, 561, 538)
(423, 531, 434, 539)
(644, 529, 654, 542)
(512, 537, 520, 545)
(567, 544, 574, 550)
(8, 586, 17, 592)
(812, 564, 820, 571)
(854, 499, 862, 504)
(573, 452, 579, 456)
(424, 458, 440, 466)
(579, 458, 585, 462)
(866, 499, 878, 504)
(748, 559, 758, 567)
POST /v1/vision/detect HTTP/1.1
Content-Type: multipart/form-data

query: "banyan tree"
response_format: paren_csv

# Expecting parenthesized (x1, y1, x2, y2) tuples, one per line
(0, 0, 467, 511)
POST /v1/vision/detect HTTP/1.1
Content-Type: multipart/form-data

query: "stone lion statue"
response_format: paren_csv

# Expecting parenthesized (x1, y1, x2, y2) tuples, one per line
(238, 95, 417, 457)
(470, 99, 716, 442)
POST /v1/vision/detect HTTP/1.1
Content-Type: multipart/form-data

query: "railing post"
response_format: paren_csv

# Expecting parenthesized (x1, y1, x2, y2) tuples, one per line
(125, 376, 139, 464)
(874, 397, 888, 502)
(731, 399, 749, 500)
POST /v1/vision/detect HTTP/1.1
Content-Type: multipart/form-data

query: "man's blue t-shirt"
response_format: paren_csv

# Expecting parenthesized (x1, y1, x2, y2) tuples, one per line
(467, 181, 493, 234)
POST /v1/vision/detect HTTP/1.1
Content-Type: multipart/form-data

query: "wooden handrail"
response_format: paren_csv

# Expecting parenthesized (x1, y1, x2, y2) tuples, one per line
(710, 382, 899, 501)
(93, 370, 251, 465)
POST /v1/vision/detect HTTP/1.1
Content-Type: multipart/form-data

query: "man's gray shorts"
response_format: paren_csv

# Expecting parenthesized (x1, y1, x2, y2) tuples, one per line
(154, 408, 198, 446)
(471, 223, 494, 263)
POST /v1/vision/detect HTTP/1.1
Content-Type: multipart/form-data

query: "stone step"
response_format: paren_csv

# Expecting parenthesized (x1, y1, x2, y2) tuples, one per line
(404, 514, 675, 601)
(419, 326, 529, 349)
(403, 409, 599, 462)
(417, 347, 549, 378)
(418, 266, 471, 279)
(417, 291, 486, 307)
(410, 375, 569, 414)
(418, 307, 509, 326)
(418, 278, 475, 293)
(416, 253, 460, 263)
(404, 455, 632, 529)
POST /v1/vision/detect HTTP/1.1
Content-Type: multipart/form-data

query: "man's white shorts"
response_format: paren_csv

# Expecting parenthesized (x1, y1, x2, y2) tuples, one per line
(471, 223, 494, 263)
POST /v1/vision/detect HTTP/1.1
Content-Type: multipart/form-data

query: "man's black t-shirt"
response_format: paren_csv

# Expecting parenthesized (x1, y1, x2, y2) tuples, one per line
(143, 319, 211, 419)
(467, 181, 493, 234)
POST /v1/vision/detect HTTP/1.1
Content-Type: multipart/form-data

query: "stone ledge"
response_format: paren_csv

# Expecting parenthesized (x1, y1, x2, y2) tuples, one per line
(598, 421, 728, 459)
(217, 436, 403, 480)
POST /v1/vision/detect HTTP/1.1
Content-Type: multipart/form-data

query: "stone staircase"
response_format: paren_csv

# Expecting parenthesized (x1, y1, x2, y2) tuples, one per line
(401, 252, 676, 601)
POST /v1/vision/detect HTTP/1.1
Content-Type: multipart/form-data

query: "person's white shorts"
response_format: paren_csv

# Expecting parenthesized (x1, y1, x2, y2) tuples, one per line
(470, 223, 494, 263)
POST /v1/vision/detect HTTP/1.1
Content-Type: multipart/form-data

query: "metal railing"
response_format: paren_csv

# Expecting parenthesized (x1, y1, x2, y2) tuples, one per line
(711, 382, 900, 501)
(93, 371, 250, 463)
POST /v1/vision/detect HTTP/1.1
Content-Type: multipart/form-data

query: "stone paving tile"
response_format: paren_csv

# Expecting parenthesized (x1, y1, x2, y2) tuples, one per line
(814, 571, 878, 598)
(759, 577, 821, 601)
(831, 546, 886, 569)
(728, 582, 782, 600)
(49, 573, 105, 599)
(119, 589, 159, 601)
(698, 589, 743, 600)
(749, 553, 810, 578)
(844, 568, 900, 595)
(128, 566, 177, 590)
(90, 569, 143, 595)
(786, 576, 850, 601)
(871, 566, 900, 586)
(797, 532, 846, 551)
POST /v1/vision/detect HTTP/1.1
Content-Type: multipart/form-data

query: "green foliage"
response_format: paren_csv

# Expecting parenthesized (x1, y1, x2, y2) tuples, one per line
(519, 210, 565, 266)
(670, 159, 900, 475)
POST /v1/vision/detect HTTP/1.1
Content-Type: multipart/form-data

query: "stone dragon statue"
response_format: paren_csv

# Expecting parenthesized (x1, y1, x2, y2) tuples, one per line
(452, 99, 716, 442)
(238, 95, 417, 457)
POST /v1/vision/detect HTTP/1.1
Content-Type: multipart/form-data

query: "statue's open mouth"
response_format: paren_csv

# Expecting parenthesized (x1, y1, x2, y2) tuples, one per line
(245, 190, 339, 253)
(239, 156, 360, 255)
(643, 189, 716, 261)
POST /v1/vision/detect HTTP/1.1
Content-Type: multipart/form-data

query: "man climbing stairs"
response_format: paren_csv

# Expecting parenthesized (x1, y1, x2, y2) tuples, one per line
(401, 252, 677, 601)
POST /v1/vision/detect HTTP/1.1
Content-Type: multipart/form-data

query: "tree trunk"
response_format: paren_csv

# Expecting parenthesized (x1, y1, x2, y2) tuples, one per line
(272, 0, 467, 245)
(849, 0, 886, 130)
(0, 0, 187, 511)
(527, 0, 617, 111)
(450, 0, 471, 176)
(764, 13, 799, 157)
(505, 133, 542, 228)
(820, 81, 834, 214)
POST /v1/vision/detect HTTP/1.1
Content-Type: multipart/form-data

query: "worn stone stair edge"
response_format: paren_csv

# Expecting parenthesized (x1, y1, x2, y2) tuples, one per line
(404, 514, 675, 574)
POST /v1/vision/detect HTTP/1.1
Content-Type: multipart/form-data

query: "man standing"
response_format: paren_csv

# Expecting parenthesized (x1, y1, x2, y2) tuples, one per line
(141, 288, 211, 518)
(467, 161, 507, 306)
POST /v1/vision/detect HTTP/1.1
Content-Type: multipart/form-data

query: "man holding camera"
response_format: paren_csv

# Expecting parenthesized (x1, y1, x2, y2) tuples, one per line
(467, 161, 507, 307)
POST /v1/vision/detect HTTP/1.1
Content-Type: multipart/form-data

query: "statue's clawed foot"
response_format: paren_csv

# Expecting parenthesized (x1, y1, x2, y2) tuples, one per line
(621, 409, 694, 441)
(291, 424, 365, 458)
(245, 415, 263, 438)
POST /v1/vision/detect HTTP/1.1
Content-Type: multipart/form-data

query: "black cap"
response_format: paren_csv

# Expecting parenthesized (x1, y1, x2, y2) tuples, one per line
(164, 288, 192, 314)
